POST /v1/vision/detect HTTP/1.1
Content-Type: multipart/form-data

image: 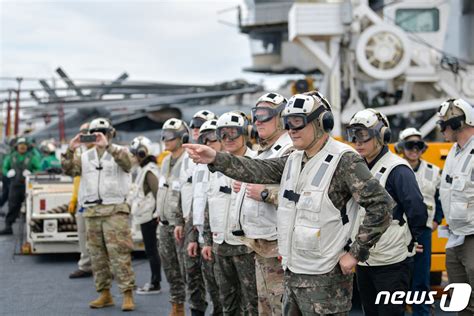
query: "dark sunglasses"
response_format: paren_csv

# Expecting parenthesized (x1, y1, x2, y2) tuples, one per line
(437, 115, 465, 132)
(89, 128, 109, 135)
(189, 118, 206, 129)
(403, 140, 426, 151)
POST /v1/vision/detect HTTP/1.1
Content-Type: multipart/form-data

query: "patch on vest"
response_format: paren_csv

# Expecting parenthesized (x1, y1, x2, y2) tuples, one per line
(286, 159, 293, 181)
(196, 170, 205, 183)
(311, 163, 329, 187)
(461, 155, 472, 173)
(425, 168, 433, 181)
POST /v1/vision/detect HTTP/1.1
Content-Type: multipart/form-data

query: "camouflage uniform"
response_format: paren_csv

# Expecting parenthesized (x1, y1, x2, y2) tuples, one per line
(186, 211, 223, 314)
(200, 244, 223, 315)
(208, 139, 394, 315)
(61, 145, 135, 294)
(203, 203, 258, 315)
(183, 214, 207, 312)
(158, 224, 186, 304)
(158, 153, 190, 306)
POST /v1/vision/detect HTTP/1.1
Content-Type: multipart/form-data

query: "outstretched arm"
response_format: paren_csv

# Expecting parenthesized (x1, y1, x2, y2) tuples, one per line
(184, 144, 287, 184)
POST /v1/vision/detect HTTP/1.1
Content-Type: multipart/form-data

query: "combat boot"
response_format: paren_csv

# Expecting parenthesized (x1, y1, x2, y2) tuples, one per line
(169, 303, 185, 316)
(89, 289, 114, 308)
(121, 290, 135, 311)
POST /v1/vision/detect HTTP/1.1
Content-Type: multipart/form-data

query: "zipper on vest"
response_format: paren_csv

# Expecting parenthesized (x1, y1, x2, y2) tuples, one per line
(96, 163, 103, 204)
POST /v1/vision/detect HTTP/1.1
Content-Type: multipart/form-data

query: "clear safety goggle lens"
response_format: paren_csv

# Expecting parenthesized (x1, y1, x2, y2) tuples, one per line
(161, 130, 178, 141)
(346, 127, 376, 143)
(216, 127, 243, 141)
(283, 115, 307, 131)
(198, 131, 218, 144)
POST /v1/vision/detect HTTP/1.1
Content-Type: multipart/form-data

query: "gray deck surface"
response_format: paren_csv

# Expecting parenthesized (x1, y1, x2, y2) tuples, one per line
(0, 220, 453, 316)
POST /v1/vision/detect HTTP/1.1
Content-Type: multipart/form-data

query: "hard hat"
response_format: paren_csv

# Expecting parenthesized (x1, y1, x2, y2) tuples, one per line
(437, 98, 474, 131)
(189, 110, 218, 129)
(199, 119, 218, 134)
(40, 140, 56, 154)
(281, 91, 333, 132)
(161, 118, 189, 142)
(399, 127, 422, 141)
(130, 136, 153, 158)
(15, 137, 28, 145)
(89, 118, 114, 136)
(251, 92, 287, 124)
(216, 111, 249, 141)
(347, 109, 391, 144)
(198, 119, 219, 145)
(395, 127, 426, 153)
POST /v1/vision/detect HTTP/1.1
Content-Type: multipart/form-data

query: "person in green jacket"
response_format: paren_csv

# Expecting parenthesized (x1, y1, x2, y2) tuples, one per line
(39, 140, 61, 171)
(0, 137, 41, 235)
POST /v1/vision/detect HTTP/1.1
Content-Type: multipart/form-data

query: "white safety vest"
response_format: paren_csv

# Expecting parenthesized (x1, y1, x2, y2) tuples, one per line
(278, 138, 358, 275)
(440, 137, 474, 236)
(208, 148, 256, 245)
(414, 160, 440, 229)
(81, 146, 131, 206)
(192, 163, 210, 244)
(355, 151, 412, 266)
(128, 162, 160, 225)
(156, 153, 184, 226)
(235, 133, 293, 240)
(180, 152, 196, 220)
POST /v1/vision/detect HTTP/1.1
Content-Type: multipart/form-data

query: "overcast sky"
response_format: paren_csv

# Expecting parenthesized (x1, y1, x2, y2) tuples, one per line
(0, 0, 288, 92)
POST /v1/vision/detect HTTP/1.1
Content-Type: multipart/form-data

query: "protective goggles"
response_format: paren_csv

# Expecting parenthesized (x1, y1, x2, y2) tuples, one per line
(283, 106, 322, 131)
(198, 131, 218, 145)
(402, 140, 426, 151)
(346, 126, 378, 143)
(437, 115, 465, 132)
(161, 130, 181, 141)
(216, 127, 244, 141)
(251, 104, 285, 123)
(89, 128, 109, 135)
(189, 117, 206, 129)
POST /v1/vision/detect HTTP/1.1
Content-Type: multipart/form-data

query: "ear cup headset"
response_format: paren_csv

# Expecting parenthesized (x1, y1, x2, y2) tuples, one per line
(283, 92, 335, 133)
(347, 109, 391, 145)
(161, 118, 190, 145)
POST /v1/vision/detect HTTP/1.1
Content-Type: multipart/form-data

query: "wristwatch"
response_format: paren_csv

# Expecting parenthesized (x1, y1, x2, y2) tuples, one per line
(260, 189, 269, 202)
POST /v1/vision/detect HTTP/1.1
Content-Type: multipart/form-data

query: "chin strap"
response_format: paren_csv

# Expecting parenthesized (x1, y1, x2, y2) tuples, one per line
(304, 121, 325, 151)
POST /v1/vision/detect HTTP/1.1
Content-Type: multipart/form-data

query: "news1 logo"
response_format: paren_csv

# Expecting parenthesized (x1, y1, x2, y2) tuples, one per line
(375, 283, 472, 312)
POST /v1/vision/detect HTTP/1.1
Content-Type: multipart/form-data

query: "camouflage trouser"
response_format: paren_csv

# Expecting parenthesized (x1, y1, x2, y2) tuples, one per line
(214, 251, 258, 315)
(158, 224, 186, 304)
(282, 265, 352, 316)
(85, 213, 135, 293)
(256, 254, 284, 316)
(184, 221, 207, 311)
(200, 244, 223, 315)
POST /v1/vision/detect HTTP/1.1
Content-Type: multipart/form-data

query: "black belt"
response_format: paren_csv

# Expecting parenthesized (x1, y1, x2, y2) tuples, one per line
(84, 199, 103, 205)
(219, 186, 231, 194)
(283, 190, 300, 203)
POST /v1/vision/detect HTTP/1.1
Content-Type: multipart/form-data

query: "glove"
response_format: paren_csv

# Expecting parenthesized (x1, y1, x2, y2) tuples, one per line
(68, 201, 77, 214)
(6, 169, 16, 178)
(22, 170, 31, 177)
